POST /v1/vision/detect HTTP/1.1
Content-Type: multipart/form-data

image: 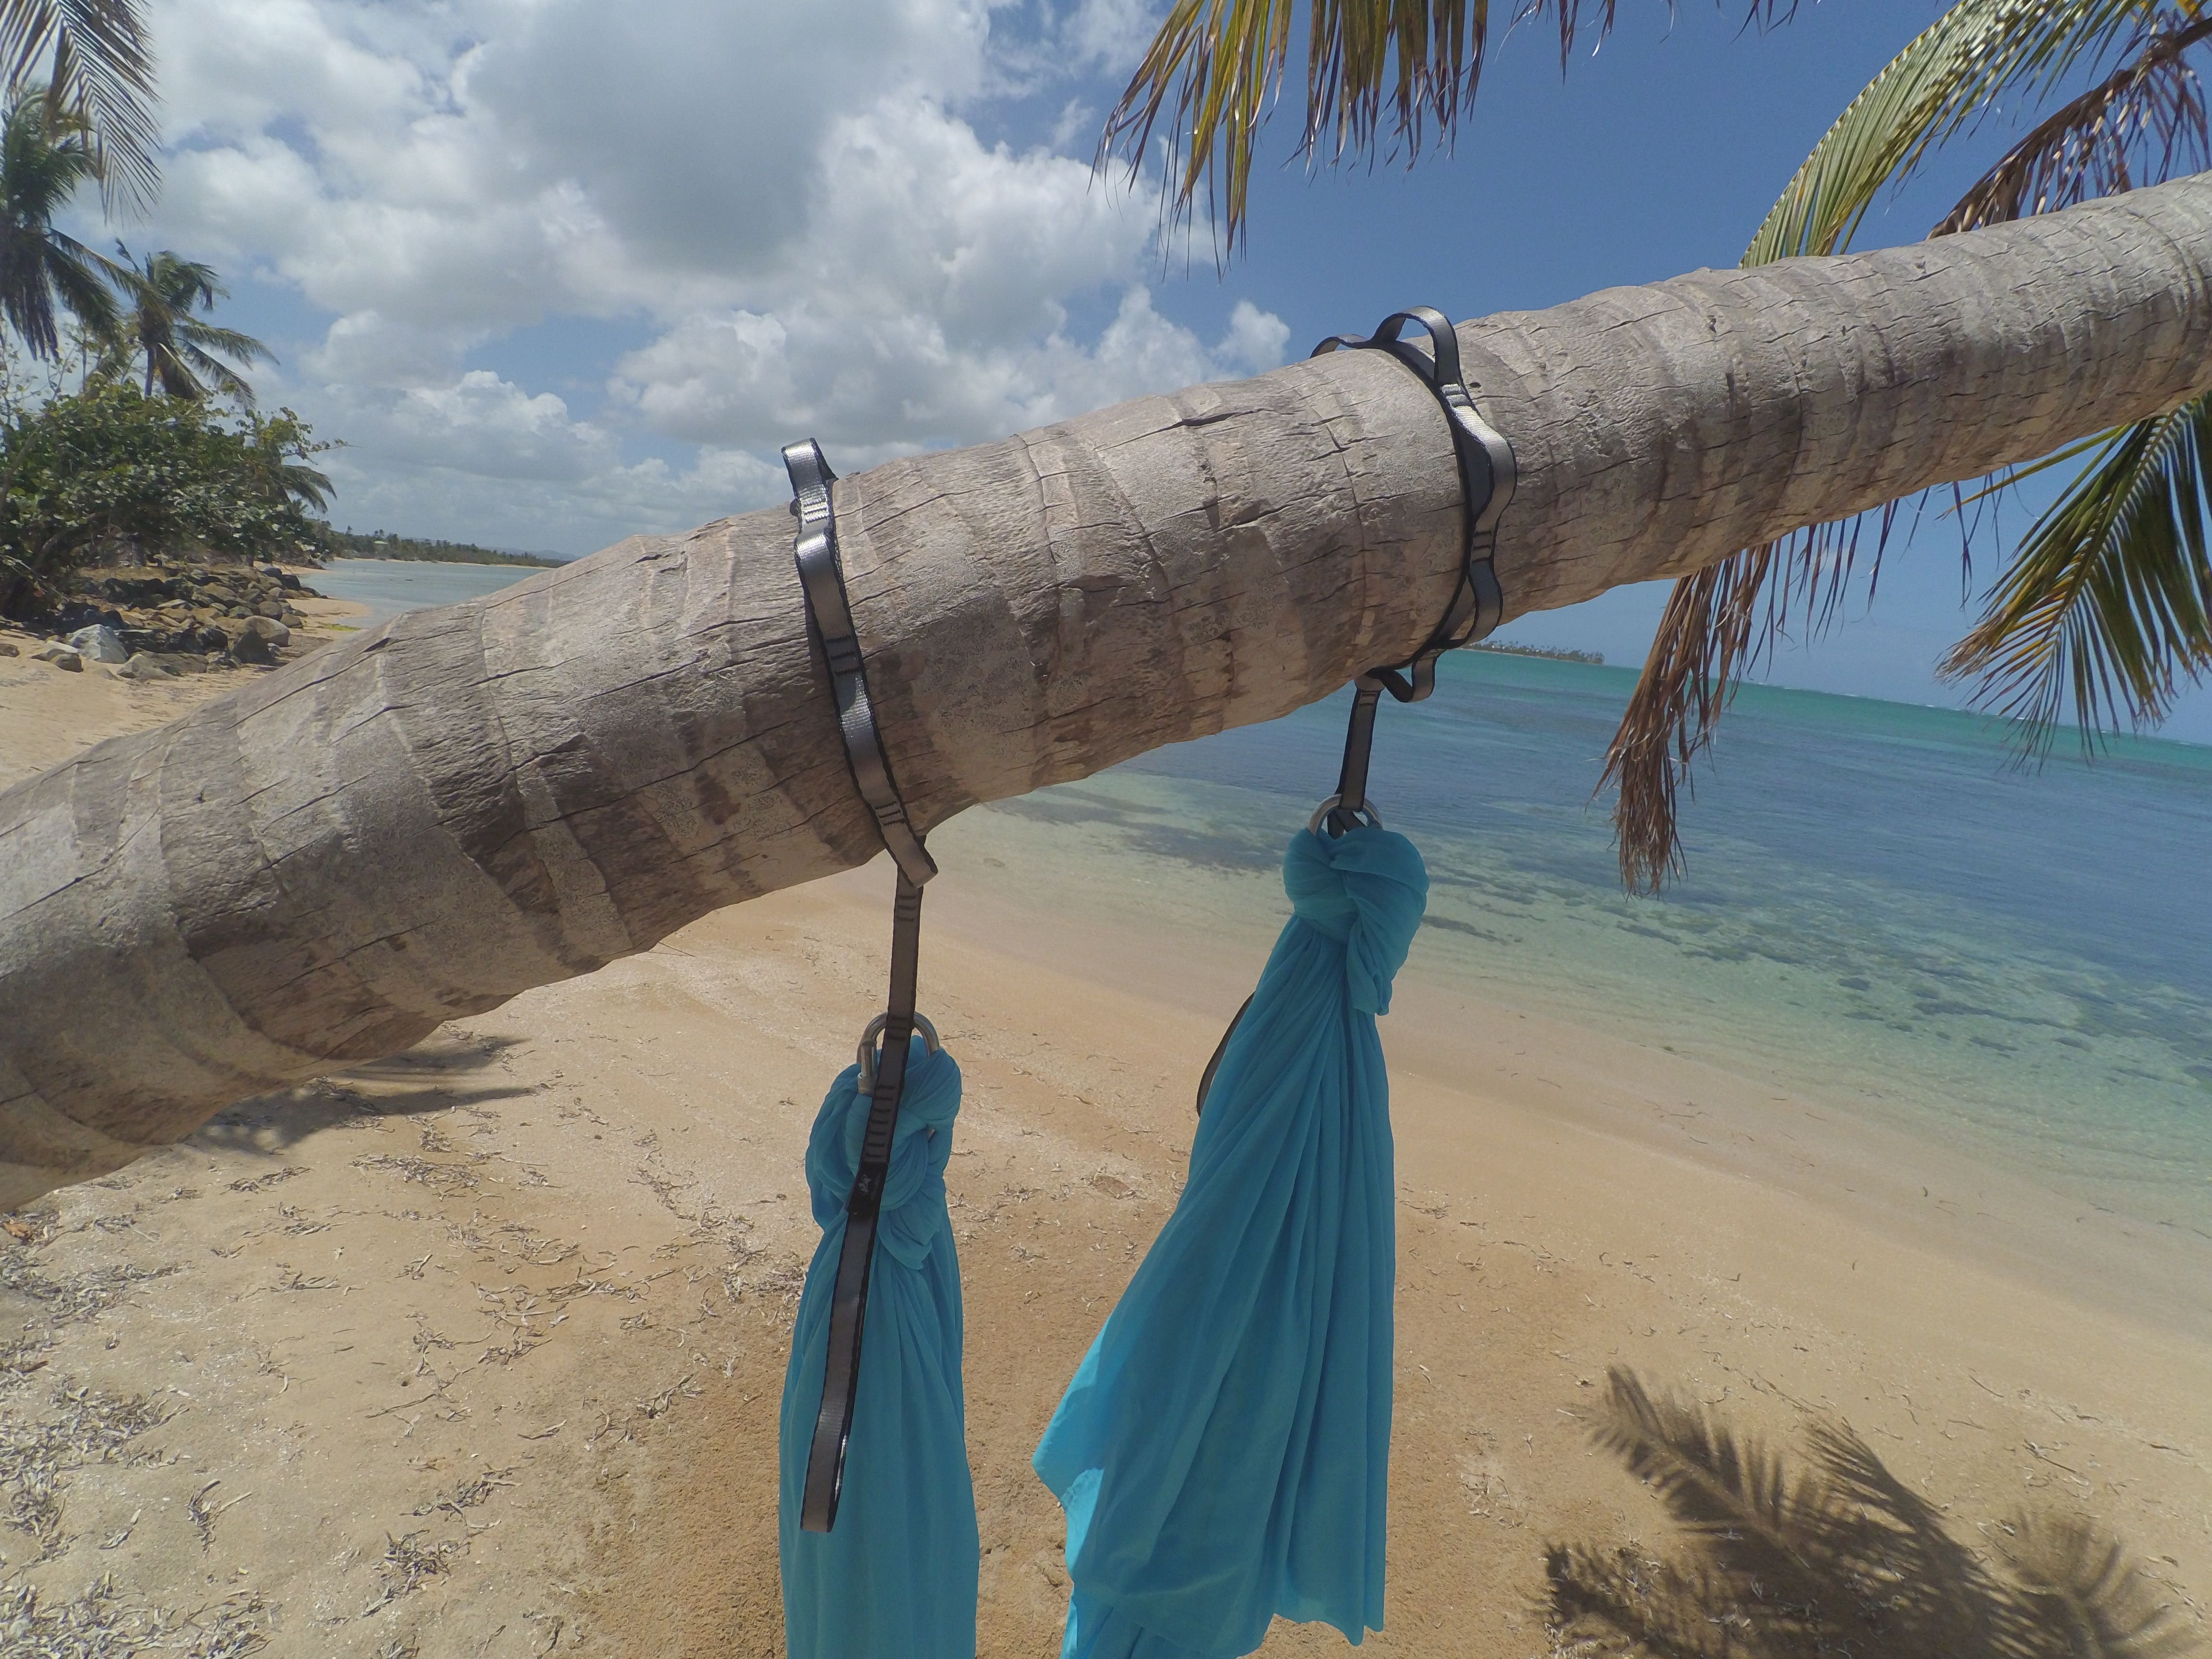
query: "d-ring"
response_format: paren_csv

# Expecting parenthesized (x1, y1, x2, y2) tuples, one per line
(857, 1012, 942, 1093)
(1308, 793, 1385, 837)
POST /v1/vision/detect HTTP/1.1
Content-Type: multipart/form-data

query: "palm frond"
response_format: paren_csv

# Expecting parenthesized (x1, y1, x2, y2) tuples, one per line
(1100, 0, 1483, 248)
(1940, 394, 2212, 740)
(0, 0, 157, 215)
(180, 340, 256, 405)
(1937, 13, 2212, 232)
(1612, 0, 2212, 886)
(1746, 0, 2170, 263)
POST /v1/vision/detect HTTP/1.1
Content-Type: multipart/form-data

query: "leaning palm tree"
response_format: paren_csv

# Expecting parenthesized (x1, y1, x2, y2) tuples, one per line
(106, 246, 271, 403)
(1104, 0, 2212, 887)
(0, 0, 156, 215)
(0, 84, 113, 361)
(0, 174, 2209, 1202)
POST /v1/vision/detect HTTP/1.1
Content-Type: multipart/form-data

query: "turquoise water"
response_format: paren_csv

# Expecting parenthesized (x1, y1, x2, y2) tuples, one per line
(311, 554, 2212, 1238)
(309, 558, 547, 628)
(973, 653, 2212, 1240)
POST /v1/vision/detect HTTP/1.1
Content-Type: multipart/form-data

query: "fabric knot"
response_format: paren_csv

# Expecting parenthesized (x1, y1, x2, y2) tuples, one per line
(1282, 825, 1429, 1014)
(805, 1037, 962, 1266)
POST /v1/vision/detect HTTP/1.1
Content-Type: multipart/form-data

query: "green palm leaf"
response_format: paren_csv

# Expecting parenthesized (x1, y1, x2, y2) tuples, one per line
(1608, 0, 2212, 888)
(1941, 394, 2212, 736)
(0, 0, 157, 216)
(1745, 0, 2180, 262)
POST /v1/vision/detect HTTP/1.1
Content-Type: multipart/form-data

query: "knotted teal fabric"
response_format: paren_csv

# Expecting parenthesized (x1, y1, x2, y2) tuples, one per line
(779, 1036, 978, 1659)
(1034, 824, 1429, 1659)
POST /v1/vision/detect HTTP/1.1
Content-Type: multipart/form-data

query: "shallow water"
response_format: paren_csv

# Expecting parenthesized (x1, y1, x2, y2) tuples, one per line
(309, 553, 2212, 1241)
(309, 558, 545, 629)
(958, 652, 2212, 1242)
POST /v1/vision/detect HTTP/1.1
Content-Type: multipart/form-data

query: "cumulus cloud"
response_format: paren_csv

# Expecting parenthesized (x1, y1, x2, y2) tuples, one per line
(124, 0, 1282, 553)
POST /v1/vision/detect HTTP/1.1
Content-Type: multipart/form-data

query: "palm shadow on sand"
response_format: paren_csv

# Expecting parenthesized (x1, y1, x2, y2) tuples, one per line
(1546, 1368, 2200, 1659)
(191, 1032, 535, 1156)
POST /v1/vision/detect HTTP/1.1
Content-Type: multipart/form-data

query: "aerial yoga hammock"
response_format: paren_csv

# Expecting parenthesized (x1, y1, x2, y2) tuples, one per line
(1034, 310, 1514, 1659)
(772, 307, 1513, 1659)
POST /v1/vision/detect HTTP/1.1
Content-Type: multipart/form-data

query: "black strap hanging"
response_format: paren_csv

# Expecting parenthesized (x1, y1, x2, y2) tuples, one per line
(1197, 308, 1515, 1113)
(784, 438, 940, 1533)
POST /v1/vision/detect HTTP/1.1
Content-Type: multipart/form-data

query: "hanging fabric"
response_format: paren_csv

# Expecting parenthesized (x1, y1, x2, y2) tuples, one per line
(774, 439, 979, 1659)
(1033, 309, 1515, 1659)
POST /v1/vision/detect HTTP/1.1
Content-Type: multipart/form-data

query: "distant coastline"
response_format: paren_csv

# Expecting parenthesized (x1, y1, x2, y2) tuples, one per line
(323, 528, 567, 569)
(1467, 639, 1604, 665)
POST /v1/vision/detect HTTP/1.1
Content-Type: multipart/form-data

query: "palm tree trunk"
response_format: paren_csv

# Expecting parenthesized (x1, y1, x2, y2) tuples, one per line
(6, 176, 2212, 1205)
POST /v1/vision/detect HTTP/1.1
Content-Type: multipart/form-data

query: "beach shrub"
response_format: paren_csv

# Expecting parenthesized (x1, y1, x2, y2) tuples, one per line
(0, 378, 332, 614)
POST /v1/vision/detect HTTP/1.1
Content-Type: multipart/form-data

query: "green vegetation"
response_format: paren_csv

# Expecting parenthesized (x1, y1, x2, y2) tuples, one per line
(1468, 641, 1603, 667)
(0, 379, 332, 614)
(0, 68, 325, 617)
(323, 529, 564, 569)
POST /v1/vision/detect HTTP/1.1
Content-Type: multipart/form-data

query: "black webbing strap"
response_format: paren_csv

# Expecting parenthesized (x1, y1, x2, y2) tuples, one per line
(784, 438, 936, 1534)
(1312, 307, 1517, 705)
(1200, 307, 1515, 1116)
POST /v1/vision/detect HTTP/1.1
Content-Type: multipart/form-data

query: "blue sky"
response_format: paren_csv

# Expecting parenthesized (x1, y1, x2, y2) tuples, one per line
(109, 0, 2212, 739)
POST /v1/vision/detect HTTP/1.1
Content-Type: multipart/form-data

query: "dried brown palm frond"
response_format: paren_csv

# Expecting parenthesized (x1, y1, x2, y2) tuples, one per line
(1610, 0, 2212, 888)
(1936, 13, 2212, 232)
(1605, 506, 1894, 889)
(1546, 1367, 2201, 1658)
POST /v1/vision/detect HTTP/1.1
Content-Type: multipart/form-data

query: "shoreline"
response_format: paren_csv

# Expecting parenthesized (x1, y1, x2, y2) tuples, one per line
(1, 645, 2204, 1655)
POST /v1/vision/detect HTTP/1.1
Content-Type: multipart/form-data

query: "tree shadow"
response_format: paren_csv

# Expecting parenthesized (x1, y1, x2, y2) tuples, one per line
(1545, 1368, 2200, 1659)
(192, 1034, 536, 1156)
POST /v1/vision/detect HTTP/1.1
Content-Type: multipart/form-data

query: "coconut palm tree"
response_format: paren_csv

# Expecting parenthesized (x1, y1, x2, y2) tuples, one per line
(0, 84, 113, 361)
(1102, 0, 2212, 887)
(106, 246, 272, 403)
(0, 174, 2208, 1202)
(0, 0, 156, 215)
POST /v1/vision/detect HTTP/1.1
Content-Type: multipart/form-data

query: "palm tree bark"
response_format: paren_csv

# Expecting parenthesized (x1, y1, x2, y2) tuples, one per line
(7, 177, 2212, 1205)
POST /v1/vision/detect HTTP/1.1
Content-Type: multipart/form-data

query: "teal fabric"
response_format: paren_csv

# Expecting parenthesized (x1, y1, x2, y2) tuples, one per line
(1034, 825, 1430, 1659)
(779, 1037, 978, 1659)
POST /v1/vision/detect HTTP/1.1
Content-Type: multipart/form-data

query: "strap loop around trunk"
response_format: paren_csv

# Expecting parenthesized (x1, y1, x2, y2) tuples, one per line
(1312, 306, 1516, 704)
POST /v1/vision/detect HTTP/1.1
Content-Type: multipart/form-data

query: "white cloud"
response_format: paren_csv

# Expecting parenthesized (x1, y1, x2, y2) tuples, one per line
(125, 0, 1283, 553)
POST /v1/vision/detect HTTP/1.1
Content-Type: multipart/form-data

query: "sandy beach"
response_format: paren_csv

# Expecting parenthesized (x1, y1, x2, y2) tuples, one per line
(2, 612, 2207, 1657)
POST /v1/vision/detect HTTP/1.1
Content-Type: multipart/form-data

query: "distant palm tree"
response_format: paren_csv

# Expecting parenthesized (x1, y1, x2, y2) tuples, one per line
(0, 0, 157, 215)
(0, 85, 114, 361)
(107, 247, 271, 403)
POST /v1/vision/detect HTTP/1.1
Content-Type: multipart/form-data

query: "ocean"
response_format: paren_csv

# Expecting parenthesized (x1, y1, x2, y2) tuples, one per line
(310, 558, 555, 630)
(313, 559, 2212, 1243)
